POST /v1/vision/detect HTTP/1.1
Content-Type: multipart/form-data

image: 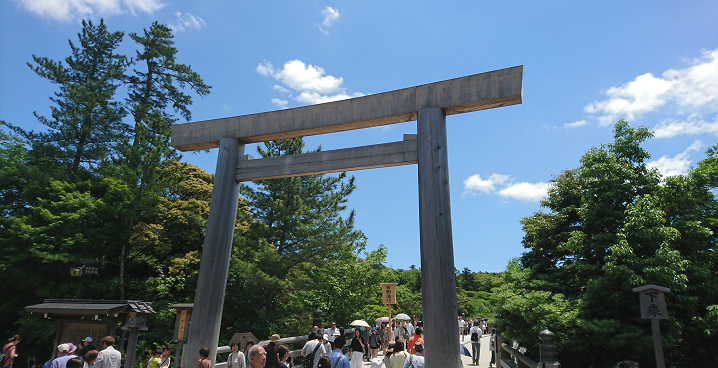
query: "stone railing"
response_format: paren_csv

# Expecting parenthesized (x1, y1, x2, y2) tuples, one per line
(215, 328, 360, 368)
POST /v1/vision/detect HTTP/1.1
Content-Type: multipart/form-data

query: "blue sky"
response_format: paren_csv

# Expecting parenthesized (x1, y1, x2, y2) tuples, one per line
(1, 1, 717, 272)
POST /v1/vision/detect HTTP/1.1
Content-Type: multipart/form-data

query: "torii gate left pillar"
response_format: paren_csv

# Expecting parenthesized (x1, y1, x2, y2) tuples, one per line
(171, 66, 523, 368)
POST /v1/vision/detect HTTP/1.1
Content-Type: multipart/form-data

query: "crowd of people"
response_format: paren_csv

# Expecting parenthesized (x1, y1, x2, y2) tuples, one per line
(11, 336, 163, 368)
(292, 316, 431, 368)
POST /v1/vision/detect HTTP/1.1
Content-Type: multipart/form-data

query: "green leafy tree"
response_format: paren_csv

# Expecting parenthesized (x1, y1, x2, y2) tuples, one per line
(494, 120, 718, 367)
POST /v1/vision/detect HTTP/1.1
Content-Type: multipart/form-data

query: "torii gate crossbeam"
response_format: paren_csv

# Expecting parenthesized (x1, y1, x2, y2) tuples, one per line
(171, 66, 522, 368)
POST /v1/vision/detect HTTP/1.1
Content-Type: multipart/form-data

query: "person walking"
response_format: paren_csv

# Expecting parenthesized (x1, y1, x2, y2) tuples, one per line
(148, 349, 162, 368)
(324, 323, 338, 349)
(2, 335, 20, 368)
(301, 334, 326, 368)
(244, 342, 254, 368)
(159, 347, 172, 368)
(82, 350, 98, 368)
(197, 348, 210, 368)
(489, 328, 496, 368)
(228, 341, 246, 368)
(51, 344, 77, 368)
(248, 346, 266, 368)
(470, 322, 482, 365)
(327, 339, 349, 368)
(94, 337, 121, 368)
(458, 317, 466, 342)
(272, 345, 289, 368)
(349, 329, 364, 368)
(367, 328, 381, 360)
(308, 326, 319, 342)
(264, 335, 280, 368)
(388, 341, 408, 368)
(402, 342, 424, 368)
(406, 329, 423, 355)
(383, 341, 394, 368)
(335, 328, 346, 355)
(77, 338, 95, 361)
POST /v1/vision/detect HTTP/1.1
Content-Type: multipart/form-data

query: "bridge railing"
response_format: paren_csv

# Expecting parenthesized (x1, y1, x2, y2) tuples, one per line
(215, 328, 360, 368)
(497, 330, 561, 368)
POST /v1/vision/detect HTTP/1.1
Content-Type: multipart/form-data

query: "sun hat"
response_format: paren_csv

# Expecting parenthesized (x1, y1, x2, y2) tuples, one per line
(322, 334, 329, 340)
(67, 343, 77, 354)
(270, 334, 280, 342)
(414, 341, 424, 352)
(57, 344, 70, 353)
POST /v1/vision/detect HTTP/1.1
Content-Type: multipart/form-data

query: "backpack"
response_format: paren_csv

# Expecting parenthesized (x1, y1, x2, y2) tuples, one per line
(304, 341, 322, 368)
(1, 344, 15, 365)
(471, 331, 479, 342)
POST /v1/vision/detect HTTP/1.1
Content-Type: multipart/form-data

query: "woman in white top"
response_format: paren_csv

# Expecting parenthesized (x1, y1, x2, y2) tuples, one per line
(159, 347, 172, 368)
(227, 341, 246, 368)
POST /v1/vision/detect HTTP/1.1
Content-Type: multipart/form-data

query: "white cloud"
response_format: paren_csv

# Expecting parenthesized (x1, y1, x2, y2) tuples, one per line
(271, 98, 289, 109)
(564, 120, 587, 129)
(464, 174, 509, 194)
(12, 0, 163, 21)
(318, 6, 339, 33)
(653, 115, 718, 138)
(272, 85, 290, 94)
(498, 182, 550, 202)
(169, 12, 205, 32)
(585, 48, 718, 126)
(257, 60, 343, 94)
(648, 140, 703, 177)
(257, 59, 363, 108)
(464, 173, 549, 202)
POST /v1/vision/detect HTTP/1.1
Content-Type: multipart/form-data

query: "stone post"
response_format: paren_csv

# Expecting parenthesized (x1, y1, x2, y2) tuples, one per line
(539, 330, 560, 368)
(313, 309, 324, 331)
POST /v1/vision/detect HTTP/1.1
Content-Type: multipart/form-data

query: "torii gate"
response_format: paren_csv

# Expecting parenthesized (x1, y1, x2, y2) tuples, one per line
(171, 65, 522, 368)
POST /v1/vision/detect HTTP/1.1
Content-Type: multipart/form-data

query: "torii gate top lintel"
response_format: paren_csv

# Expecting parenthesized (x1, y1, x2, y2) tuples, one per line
(179, 65, 523, 368)
(170, 65, 523, 151)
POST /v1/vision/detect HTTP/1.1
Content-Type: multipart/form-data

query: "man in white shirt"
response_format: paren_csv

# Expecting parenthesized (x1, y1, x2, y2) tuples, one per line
(405, 322, 415, 337)
(301, 334, 328, 368)
(469, 322, 482, 365)
(458, 317, 466, 342)
(323, 322, 338, 348)
(94, 337, 121, 368)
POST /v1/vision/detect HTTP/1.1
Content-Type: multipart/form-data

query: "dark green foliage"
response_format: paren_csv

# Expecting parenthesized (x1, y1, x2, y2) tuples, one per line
(494, 120, 718, 367)
(223, 138, 373, 339)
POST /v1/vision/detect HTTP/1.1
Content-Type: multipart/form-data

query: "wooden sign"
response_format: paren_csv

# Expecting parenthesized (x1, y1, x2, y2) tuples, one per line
(381, 283, 397, 305)
(633, 284, 671, 368)
(633, 285, 670, 320)
(170, 304, 193, 341)
(59, 321, 113, 348)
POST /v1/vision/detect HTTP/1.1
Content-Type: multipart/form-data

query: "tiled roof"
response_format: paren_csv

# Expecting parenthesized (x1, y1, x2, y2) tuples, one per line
(25, 299, 155, 316)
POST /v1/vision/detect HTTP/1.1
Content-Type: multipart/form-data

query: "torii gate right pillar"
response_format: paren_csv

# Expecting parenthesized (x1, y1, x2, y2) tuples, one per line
(417, 106, 461, 367)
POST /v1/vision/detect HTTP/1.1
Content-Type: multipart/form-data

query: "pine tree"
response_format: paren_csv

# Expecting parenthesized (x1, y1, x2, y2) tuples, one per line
(224, 138, 366, 337)
(111, 21, 210, 298)
(24, 19, 127, 179)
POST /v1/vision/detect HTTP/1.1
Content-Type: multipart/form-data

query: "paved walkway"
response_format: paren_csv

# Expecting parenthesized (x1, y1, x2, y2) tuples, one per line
(357, 334, 492, 367)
